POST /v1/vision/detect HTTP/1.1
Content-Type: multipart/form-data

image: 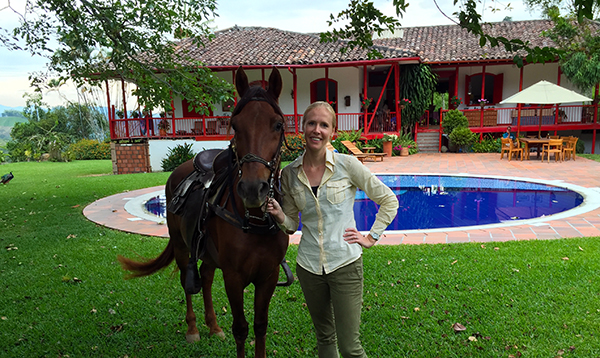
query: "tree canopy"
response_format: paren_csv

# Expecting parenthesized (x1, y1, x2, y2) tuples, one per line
(2, 0, 600, 110)
(1, 0, 234, 113)
(323, 0, 599, 67)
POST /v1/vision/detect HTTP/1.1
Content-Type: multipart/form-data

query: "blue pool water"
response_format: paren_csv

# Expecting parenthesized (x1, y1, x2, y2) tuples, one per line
(144, 175, 584, 231)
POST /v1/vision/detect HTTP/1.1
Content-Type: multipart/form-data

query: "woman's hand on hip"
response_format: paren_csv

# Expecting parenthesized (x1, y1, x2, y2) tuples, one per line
(265, 198, 285, 224)
(343, 228, 376, 248)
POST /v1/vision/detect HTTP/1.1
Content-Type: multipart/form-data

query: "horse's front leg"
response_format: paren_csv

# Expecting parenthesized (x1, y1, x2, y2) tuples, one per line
(223, 273, 249, 358)
(252, 273, 279, 358)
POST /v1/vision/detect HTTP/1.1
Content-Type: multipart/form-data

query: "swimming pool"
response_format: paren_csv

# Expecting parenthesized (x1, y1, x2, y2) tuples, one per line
(142, 175, 585, 232)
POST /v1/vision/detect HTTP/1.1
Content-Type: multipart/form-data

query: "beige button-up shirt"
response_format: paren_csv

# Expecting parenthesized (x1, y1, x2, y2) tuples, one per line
(279, 149, 398, 275)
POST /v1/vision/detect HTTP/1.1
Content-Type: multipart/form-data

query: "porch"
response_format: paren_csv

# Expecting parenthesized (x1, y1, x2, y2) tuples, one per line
(109, 104, 600, 153)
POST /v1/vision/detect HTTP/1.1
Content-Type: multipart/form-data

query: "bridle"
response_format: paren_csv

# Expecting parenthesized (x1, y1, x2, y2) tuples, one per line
(230, 97, 285, 226)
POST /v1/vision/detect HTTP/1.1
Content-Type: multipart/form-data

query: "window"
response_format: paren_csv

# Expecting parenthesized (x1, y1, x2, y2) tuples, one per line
(310, 79, 338, 111)
(465, 73, 503, 105)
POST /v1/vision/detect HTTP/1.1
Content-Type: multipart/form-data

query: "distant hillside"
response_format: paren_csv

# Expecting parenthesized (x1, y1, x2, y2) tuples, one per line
(0, 116, 27, 127)
(0, 116, 26, 146)
(0, 104, 25, 114)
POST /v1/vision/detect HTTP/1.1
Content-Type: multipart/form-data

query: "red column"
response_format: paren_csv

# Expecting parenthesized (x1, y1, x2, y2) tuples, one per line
(593, 84, 599, 154)
(395, 62, 400, 133)
(325, 67, 329, 104)
(363, 65, 368, 133)
(479, 65, 485, 141)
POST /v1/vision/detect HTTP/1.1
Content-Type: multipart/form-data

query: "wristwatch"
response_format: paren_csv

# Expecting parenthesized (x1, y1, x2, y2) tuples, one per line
(370, 232, 380, 241)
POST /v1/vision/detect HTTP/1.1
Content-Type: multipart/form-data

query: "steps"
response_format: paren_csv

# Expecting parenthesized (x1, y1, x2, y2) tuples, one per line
(416, 131, 440, 153)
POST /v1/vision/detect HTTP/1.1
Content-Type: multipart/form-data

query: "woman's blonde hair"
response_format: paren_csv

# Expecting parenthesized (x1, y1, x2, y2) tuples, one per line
(303, 101, 337, 129)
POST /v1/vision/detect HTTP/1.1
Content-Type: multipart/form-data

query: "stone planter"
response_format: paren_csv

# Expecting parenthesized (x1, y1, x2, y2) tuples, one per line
(400, 147, 409, 156)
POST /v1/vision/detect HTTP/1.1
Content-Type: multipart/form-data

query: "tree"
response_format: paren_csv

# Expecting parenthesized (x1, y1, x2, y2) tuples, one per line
(323, 0, 600, 66)
(1, 0, 234, 113)
(539, 6, 600, 99)
(6, 97, 109, 161)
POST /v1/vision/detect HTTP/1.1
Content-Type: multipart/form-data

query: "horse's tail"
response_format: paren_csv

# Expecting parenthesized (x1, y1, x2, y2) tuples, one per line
(117, 239, 175, 278)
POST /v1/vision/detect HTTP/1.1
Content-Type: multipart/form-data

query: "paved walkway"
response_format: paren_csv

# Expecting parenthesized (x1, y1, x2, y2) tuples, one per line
(83, 153, 600, 245)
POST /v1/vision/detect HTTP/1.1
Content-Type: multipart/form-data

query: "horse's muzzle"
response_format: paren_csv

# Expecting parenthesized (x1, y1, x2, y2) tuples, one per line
(237, 179, 270, 208)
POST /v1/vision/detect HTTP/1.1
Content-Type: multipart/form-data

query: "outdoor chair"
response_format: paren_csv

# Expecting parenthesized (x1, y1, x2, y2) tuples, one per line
(326, 142, 336, 152)
(549, 135, 561, 139)
(192, 120, 203, 135)
(341, 140, 386, 162)
(541, 139, 564, 163)
(500, 138, 523, 161)
(562, 136, 578, 161)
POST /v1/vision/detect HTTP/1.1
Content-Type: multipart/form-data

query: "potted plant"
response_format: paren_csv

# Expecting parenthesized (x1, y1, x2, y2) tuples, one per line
(394, 144, 411, 156)
(158, 118, 171, 136)
(478, 98, 489, 108)
(361, 97, 372, 111)
(116, 109, 124, 119)
(450, 96, 462, 108)
(382, 133, 397, 157)
(131, 110, 140, 118)
(398, 98, 411, 110)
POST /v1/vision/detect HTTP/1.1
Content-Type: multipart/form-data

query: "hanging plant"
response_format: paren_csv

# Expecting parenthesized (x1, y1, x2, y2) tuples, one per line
(398, 64, 437, 131)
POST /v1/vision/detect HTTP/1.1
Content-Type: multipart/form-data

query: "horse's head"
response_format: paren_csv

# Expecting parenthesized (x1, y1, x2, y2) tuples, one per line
(231, 67, 284, 209)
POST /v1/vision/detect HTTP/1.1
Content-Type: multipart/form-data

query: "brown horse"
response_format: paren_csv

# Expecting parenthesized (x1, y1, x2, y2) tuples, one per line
(118, 67, 290, 358)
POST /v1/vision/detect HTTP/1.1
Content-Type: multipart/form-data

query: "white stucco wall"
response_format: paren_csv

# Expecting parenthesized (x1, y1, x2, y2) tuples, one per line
(148, 139, 230, 172)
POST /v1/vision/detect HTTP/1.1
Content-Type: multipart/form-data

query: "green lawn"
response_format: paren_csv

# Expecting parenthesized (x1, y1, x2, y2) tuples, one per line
(1, 160, 599, 357)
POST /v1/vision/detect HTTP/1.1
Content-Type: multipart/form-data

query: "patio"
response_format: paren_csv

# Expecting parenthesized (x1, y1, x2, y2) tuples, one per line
(84, 153, 600, 244)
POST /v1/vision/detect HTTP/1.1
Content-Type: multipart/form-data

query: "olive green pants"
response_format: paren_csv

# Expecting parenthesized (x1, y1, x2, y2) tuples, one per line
(296, 257, 367, 358)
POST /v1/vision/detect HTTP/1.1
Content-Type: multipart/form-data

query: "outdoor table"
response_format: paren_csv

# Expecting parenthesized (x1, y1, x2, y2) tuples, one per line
(519, 137, 551, 160)
(363, 146, 376, 153)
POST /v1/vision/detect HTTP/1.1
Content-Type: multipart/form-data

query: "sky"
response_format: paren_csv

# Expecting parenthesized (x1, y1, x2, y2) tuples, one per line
(0, 0, 541, 109)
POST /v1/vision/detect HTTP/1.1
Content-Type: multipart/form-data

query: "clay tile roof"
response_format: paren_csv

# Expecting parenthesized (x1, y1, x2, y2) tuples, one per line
(174, 20, 591, 67)
(175, 26, 417, 67)
(374, 19, 557, 63)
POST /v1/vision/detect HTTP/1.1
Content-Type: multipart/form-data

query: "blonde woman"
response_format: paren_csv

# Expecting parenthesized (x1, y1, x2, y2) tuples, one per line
(267, 101, 398, 357)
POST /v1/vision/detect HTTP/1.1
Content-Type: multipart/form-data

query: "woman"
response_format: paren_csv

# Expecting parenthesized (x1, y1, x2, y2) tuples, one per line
(266, 101, 398, 358)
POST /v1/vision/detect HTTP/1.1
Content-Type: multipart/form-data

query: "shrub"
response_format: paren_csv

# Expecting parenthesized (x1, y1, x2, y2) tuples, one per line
(281, 134, 305, 162)
(161, 143, 196, 172)
(449, 127, 478, 152)
(576, 139, 585, 154)
(442, 109, 469, 135)
(68, 139, 111, 160)
(472, 135, 502, 153)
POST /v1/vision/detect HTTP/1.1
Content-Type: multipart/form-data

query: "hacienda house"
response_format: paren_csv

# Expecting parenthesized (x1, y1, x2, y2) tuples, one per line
(106, 20, 599, 173)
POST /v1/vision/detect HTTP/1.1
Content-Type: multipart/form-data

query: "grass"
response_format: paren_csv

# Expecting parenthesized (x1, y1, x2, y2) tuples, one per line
(1, 160, 600, 357)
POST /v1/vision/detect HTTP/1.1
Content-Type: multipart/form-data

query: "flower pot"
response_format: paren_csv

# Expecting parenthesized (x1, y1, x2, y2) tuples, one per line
(383, 141, 393, 157)
(400, 147, 409, 156)
(399, 105, 405, 110)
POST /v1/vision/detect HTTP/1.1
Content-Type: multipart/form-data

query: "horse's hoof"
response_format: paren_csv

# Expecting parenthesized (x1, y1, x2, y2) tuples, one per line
(212, 330, 226, 340)
(186, 333, 200, 343)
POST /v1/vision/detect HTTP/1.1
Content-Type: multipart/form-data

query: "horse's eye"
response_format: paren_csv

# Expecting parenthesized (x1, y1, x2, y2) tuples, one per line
(275, 122, 283, 132)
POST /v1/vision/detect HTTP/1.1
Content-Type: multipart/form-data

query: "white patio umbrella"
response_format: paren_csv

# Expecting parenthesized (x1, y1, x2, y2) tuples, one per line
(500, 80, 592, 138)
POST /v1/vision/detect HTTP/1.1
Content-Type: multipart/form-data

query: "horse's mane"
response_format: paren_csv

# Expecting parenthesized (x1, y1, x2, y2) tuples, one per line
(231, 86, 285, 123)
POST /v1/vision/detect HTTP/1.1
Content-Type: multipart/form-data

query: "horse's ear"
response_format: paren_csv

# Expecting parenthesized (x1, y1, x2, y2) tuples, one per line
(267, 67, 282, 102)
(235, 66, 249, 99)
